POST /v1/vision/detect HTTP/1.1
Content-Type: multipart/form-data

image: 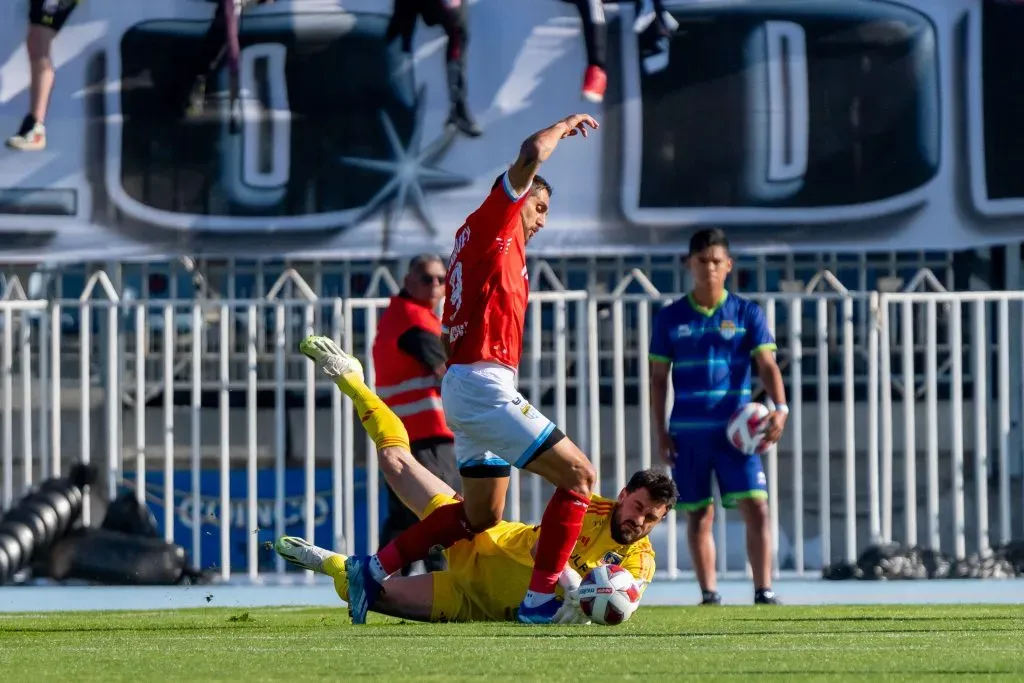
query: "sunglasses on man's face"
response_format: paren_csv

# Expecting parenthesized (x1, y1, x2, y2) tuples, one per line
(420, 273, 445, 286)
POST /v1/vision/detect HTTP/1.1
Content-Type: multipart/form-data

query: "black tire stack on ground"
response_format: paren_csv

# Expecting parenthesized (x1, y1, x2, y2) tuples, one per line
(0, 463, 97, 584)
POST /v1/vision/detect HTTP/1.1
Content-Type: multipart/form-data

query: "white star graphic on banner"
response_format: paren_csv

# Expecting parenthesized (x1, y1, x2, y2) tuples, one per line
(339, 89, 470, 250)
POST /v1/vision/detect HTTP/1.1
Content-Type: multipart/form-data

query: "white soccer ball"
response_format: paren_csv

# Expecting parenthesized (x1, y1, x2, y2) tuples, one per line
(726, 402, 772, 454)
(577, 564, 641, 626)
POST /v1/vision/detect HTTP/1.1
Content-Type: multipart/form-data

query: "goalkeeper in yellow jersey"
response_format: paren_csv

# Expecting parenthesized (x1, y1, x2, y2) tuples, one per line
(276, 335, 678, 624)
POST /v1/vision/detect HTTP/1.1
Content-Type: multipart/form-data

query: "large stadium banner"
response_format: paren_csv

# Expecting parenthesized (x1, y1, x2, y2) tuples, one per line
(0, 0, 1020, 261)
(143, 467, 387, 572)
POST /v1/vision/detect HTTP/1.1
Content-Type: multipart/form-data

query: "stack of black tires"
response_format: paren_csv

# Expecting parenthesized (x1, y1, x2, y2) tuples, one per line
(0, 463, 209, 586)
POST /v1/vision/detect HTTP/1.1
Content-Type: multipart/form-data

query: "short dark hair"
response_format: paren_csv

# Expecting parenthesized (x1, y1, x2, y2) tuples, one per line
(491, 172, 554, 198)
(688, 228, 729, 257)
(531, 174, 553, 198)
(625, 469, 679, 508)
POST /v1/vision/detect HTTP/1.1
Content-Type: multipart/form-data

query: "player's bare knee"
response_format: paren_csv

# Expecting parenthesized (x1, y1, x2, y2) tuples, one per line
(27, 39, 46, 63)
(740, 498, 770, 527)
(687, 506, 714, 533)
(377, 447, 411, 479)
(27, 27, 53, 60)
(465, 505, 502, 533)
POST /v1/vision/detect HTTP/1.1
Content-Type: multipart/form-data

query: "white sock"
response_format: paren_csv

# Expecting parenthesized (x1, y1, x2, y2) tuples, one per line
(523, 590, 555, 608)
(369, 555, 390, 584)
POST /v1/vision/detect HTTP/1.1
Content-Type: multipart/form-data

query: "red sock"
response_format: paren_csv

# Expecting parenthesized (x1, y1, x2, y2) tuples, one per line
(528, 488, 591, 594)
(376, 501, 475, 576)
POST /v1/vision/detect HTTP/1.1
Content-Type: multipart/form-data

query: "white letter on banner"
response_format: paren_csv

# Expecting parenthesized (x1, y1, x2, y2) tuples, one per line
(764, 21, 809, 183)
(222, 42, 291, 208)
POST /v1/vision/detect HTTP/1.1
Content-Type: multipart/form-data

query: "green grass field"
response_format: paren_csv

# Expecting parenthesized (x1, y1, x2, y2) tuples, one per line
(1, 604, 1022, 681)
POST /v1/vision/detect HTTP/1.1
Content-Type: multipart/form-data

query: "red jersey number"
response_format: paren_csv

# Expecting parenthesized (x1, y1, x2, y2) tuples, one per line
(443, 172, 531, 369)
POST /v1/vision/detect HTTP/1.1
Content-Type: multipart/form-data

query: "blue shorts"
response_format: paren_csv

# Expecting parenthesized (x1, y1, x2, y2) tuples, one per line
(671, 432, 768, 511)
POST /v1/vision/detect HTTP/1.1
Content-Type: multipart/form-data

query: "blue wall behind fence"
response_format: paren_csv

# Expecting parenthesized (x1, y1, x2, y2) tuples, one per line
(139, 468, 387, 573)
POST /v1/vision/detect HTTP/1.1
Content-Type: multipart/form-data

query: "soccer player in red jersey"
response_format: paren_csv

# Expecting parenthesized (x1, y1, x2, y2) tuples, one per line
(339, 113, 600, 625)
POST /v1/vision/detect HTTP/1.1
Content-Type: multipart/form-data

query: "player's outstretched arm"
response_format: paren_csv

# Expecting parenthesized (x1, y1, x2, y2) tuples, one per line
(507, 114, 599, 195)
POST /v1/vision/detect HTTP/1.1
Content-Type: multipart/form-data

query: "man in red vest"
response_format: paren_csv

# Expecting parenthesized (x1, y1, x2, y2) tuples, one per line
(373, 254, 460, 575)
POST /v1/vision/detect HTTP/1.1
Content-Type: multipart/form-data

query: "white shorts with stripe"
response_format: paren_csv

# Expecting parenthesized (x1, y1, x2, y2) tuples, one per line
(440, 362, 557, 477)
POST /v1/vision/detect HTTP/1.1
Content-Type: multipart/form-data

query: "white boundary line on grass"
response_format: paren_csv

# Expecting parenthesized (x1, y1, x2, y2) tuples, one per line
(2, 579, 1023, 613)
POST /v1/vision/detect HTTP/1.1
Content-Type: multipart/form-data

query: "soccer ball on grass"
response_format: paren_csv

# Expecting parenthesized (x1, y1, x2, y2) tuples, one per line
(578, 564, 641, 626)
(726, 401, 771, 455)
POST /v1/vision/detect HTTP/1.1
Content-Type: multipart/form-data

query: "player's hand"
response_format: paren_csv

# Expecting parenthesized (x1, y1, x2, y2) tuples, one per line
(761, 410, 787, 445)
(657, 431, 677, 465)
(553, 567, 589, 624)
(552, 589, 591, 625)
(552, 595, 579, 624)
(553, 601, 591, 625)
(559, 114, 599, 139)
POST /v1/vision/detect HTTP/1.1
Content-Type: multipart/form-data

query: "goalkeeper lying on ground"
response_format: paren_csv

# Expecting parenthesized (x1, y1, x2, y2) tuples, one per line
(275, 335, 678, 624)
